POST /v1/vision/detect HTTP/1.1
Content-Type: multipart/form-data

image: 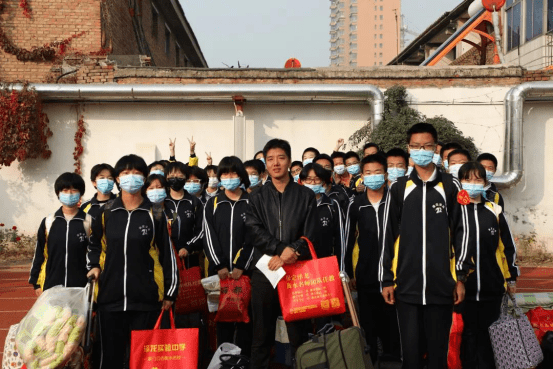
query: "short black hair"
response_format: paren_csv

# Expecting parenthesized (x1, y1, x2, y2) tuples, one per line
(299, 163, 332, 185)
(290, 161, 303, 169)
(204, 165, 218, 175)
(331, 151, 346, 161)
(189, 166, 208, 184)
(344, 151, 360, 162)
(386, 148, 409, 167)
(142, 174, 167, 196)
(114, 154, 148, 178)
(362, 142, 380, 153)
(90, 163, 115, 182)
(217, 156, 251, 188)
(254, 150, 264, 160)
(165, 161, 189, 179)
(302, 147, 320, 158)
(243, 159, 265, 175)
(361, 153, 387, 173)
(55, 172, 86, 196)
(447, 149, 472, 163)
(263, 139, 291, 160)
(407, 123, 438, 144)
(314, 154, 334, 169)
(440, 142, 463, 158)
(148, 161, 167, 173)
(458, 162, 487, 184)
(477, 153, 498, 169)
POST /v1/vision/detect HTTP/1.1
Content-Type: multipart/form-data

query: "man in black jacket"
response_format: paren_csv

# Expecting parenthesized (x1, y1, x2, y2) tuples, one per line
(246, 139, 319, 369)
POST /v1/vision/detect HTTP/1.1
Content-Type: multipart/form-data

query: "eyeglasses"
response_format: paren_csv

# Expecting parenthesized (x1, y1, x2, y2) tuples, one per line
(303, 177, 323, 185)
(291, 168, 302, 176)
(408, 144, 436, 151)
(345, 161, 359, 167)
(186, 179, 201, 184)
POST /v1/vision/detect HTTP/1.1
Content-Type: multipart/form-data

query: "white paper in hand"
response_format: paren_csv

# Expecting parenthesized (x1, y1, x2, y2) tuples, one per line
(256, 254, 286, 289)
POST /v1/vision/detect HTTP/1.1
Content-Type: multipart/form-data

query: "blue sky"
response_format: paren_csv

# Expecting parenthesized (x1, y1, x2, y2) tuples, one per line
(180, 0, 462, 68)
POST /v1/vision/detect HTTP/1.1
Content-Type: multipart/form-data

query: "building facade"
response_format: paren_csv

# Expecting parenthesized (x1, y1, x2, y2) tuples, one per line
(329, 0, 401, 67)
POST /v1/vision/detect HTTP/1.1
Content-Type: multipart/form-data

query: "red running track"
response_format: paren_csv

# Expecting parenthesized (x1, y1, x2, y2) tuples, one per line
(1, 264, 553, 362)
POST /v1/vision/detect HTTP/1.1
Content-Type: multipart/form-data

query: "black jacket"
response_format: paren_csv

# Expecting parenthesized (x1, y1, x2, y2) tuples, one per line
(30, 208, 91, 291)
(87, 197, 178, 312)
(380, 168, 474, 305)
(484, 183, 505, 210)
(314, 194, 345, 262)
(164, 192, 204, 267)
(203, 191, 254, 276)
(245, 177, 319, 268)
(465, 201, 519, 302)
(81, 193, 117, 221)
(328, 184, 351, 214)
(345, 188, 387, 292)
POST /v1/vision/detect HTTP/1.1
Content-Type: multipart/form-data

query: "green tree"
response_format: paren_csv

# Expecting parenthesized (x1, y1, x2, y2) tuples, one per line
(348, 85, 478, 159)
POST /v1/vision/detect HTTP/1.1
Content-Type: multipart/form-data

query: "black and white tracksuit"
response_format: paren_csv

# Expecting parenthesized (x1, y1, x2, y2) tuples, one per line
(327, 184, 351, 214)
(203, 191, 254, 275)
(484, 182, 505, 210)
(29, 208, 91, 291)
(81, 192, 117, 221)
(314, 193, 345, 261)
(379, 168, 473, 369)
(462, 201, 519, 369)
(164, 192, 204, 267)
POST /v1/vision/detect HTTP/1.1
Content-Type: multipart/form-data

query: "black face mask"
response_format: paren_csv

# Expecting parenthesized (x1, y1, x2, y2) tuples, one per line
(167, 177, 185, 191)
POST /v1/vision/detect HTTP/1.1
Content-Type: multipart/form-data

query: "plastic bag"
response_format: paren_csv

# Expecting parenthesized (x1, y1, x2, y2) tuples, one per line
(15, 285, 90, 369)
(215, 276, 251, 323)
(2, 324, 24, 369)
(202, 275, 221, 313)
(206, 343, 241, 369)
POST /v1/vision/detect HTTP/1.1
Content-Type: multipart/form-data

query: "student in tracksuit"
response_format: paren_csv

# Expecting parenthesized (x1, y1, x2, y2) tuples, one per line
(244, 159, 264, 194)
(87, 154, 178, 369)
(314, 154, 351, 213)
(345, 154, 400, 364)
(380, 123, 473, 369)
(458, 162, 518, 369)
(30, 172, 91, 295)
(203, 156, 254, 356)
(345, 151, 364, 196)
(477, 153, 506, 210)
(81, 163, 117, 220)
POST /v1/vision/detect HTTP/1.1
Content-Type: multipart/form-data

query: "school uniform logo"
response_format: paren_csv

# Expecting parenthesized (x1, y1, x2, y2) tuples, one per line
(432, 203, 445, 214)
(320, 217, 329, 227)
(240, 213, 247, 222)
(139, 224, 151, 236)
(76, 232, 86, 242)
(185, 210, 194, 219)
(489, 227, 497, 236)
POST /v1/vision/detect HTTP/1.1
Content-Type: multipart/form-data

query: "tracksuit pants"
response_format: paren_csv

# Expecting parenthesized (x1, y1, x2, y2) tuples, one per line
(461, 298, 502, 369)
(217, 321, 253, 357)
(396, 300, 453, 369)
(250, 269, 311, 369)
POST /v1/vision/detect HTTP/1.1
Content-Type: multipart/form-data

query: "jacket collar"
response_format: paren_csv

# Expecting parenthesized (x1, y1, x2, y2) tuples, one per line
(266, 173, 295, 194)
(359, 186, 388, 208)
(410, 165, 441, 187)
(54, 207, 87, 220)
(317, 193, 333, 207)
(166, 191, 194, 205)
(90, 192, 117, 205)
(216, 190, 249, 204)
(111, 195, 152, 212)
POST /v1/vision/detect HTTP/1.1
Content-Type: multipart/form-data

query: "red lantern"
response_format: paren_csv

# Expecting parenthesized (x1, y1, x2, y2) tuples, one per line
(482, 0, 506, 12)
(284, 58, 301, 68)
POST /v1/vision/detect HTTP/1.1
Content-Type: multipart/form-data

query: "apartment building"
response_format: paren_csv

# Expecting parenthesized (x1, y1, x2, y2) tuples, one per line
(329, 0, 401, 67)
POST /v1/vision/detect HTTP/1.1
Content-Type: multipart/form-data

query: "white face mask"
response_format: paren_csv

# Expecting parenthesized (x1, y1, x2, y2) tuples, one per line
(334, 165, 346, 175)
(208, 177, 219, 189)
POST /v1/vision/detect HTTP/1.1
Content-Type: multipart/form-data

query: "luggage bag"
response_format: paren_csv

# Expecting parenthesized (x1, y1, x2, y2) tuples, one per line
(295, 271, 373, 369)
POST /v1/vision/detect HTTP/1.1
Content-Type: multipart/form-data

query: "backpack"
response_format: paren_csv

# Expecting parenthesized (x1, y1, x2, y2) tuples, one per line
(44, 213, 92, 240)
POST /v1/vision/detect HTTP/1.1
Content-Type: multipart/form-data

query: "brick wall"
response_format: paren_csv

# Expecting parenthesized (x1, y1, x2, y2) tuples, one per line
(102, 0, 138, 56)
(451, 42, 496, 66)
(0, 0, 102, 82)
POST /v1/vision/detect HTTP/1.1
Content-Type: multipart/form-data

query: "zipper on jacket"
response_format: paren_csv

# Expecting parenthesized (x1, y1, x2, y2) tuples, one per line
(123, 211, 132, 311)
(422, 182, 427, 305)
(475, 205, 481, 301)
(65, 218, 70, 287)
(279, 192, 283, 241)
(229, 202, 235, 271)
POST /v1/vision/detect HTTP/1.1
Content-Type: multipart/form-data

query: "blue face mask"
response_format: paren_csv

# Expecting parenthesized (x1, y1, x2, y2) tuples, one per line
(96, 178, 114, 194)
(184, 182, 202, 195)
(249, 175, 259, 187)
(334, 164, 346, 175)
(486, 170, 495, 181)
(363, 174, 386, 190)
(462, 183, 486, 199)
(346, 164, 360, 175)
(147, 188, 166, 203)
(304, 184, 325, 194)
(221, 178, 241, 191)
(208, 177, 220, 189)
(443, 160, 449, 170)
(259, 157, 266, 165)
(59, 192, 80, 207)
(410, 149, 434, 167)
(303, 158, 313, 166)
(149, 170, 165, 177)
(407, 166, 414, 176)
(119, 174, 144, 194)
(293, 174, 300, 182)
(448, 164, 463, 179)
(432, 153, 442, 167)
(387, 168, 406, 183)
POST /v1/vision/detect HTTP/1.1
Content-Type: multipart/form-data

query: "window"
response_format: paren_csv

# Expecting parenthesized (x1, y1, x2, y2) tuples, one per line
(374, 52, 377, 57)
(350, 24, 357, 31)
(350, 52, 357, 59)
(380, 6, 383, 10)
(165, 24, 171, 55)
(380, 24, 383, 30)
(350, 14, 357, 22)
(379, 52, 383, 58)
(350, 62, 357, 67)
(526, 0, 543, 41)
(350, 43, 357, 49)
(380, 15, 383, 20)
(175, 43, 181, 66)
(374, 34, 377, 39)
(506, 0, 521, 51)
(380, 34, 383, 39)
(379, 43, 383, 48)
(151, 3, 159, 39)
(351, 34, 357, 41)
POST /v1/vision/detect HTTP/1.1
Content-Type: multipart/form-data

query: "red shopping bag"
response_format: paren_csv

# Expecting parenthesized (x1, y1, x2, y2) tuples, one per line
(174, 254, 207, 315)
(447, 312, 463, 369)
(130, 309, 199, 369)
(277, 237, 346, 322)
(215, 275, 252, 323)
(526, 306, 553, 344)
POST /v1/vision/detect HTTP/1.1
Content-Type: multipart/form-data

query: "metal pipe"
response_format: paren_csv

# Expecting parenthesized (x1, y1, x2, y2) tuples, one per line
(493, 81, 553, 189)
(13, 83, 384, 129)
